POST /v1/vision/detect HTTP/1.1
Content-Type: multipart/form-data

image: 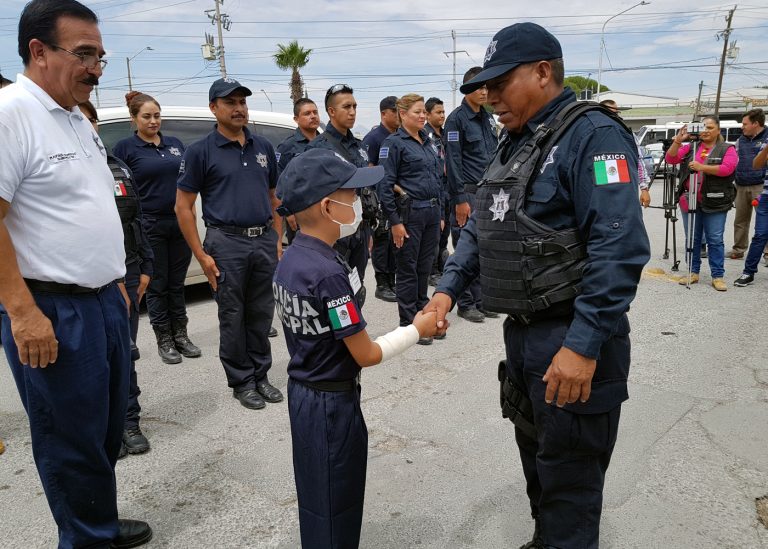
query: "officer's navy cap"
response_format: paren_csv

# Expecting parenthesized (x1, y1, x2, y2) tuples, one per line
(460, 23, 562, 94)
(209, 77, 253, 102)
(276, 149, 384, 215)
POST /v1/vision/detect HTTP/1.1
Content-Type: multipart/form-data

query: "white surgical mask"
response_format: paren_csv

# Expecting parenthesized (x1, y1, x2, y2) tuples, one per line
(329, 196, 363, 239)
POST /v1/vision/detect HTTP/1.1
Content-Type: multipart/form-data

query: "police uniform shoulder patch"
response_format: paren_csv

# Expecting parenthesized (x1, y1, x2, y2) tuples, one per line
(593, 153, 631, 185)
(326, 294, 360, 330)
(178, 159, 185, 175)
(359, 149, 369, 162)
(447, 131, 459, 142)
(379, 146, 389, 159)
(114, 180, 127, 197)
(275, 151, 282, 162)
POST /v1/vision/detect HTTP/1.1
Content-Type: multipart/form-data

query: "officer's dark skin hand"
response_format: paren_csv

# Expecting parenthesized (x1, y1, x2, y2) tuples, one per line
(392, 223, 409, 248)
(542, 347, 597, 406)
(455, 201, 471, 227)
(421, 292, 452, 337)
(137, 274, 150, 303)
(199, 253, 221, 291)
(117, 282, 131, 312)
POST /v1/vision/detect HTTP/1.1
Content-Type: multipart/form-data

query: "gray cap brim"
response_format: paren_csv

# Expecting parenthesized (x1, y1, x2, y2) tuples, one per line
(459, 63, 520, 94)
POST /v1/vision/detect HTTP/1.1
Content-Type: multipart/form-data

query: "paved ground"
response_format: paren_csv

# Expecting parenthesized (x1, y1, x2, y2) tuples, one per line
(2, 182, 768, 548)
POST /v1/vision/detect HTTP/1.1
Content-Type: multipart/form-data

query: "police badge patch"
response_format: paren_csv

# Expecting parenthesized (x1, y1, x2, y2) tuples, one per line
(169, 147, 181, 157)
(485, 40, 498, 63)
(256, 153, 268, 168)
(489, 188, 510, 222)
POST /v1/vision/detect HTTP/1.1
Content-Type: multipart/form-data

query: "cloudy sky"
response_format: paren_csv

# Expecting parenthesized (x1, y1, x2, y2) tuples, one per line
(1, 0, 767, 129)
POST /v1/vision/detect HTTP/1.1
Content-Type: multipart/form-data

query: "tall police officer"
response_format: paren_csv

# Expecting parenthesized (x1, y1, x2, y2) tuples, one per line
(307, 84, 372, 305)
(445, 67, 499, 323)
(276, 98, 320, 244)
(424, 23, 650, 549)
(424, 96, 450, 286)
(363, 96, 400, 302)
(176, 78, 284, 410)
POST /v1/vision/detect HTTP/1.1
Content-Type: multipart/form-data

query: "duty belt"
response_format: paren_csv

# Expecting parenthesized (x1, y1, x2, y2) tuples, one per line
(207, 220, 273, 238)
(295, 376, 359, 392)
(410, 197, 440, 208)
(24, 278, 119, 295)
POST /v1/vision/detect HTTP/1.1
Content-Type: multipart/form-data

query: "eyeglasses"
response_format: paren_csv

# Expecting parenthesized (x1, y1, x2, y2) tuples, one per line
(49, 45, 107, 70)
(325, 83, 353, 102)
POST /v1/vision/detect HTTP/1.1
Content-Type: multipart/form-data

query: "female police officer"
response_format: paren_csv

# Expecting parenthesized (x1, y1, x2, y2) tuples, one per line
(80, 100, 154, 456)
(378, 94, 444, 344)
(113, 92, 201, 364)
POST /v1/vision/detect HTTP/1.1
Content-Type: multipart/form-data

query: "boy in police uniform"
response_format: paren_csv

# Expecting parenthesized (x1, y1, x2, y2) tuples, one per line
(273, 149, 438, 548)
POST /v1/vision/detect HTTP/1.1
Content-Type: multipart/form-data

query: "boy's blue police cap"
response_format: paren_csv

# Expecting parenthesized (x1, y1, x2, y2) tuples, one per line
(460, 23, 562, 94)
(276, 149, 385, 215)
(209, 77, 252, 102)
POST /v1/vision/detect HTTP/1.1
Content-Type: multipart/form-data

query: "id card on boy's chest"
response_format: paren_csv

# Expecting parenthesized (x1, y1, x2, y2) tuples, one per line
(348, 267, 362, 295)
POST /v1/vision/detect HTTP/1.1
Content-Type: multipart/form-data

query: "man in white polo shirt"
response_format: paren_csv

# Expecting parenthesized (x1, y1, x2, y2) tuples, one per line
(0, 1, 151, 547)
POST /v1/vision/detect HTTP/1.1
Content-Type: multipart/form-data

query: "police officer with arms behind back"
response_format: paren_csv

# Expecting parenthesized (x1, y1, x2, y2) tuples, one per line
(175, 78, 284, 410)
(424, 23, 650, 549)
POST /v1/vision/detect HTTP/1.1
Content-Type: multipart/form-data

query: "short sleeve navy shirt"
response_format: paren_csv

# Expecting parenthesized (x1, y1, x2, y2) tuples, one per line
(273, 232, 367, 383)
(112, 132, 185, 217)
(177, 125, 278, 227)
(362, 124, 393, 165)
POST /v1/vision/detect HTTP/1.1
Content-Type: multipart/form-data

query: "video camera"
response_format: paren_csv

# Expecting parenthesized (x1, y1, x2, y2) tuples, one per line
(684, 122, 703, 141)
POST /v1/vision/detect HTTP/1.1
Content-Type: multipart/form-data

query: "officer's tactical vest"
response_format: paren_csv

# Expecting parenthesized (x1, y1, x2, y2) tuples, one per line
(108, 156, 142, 263)
(475, 102, 632, 318)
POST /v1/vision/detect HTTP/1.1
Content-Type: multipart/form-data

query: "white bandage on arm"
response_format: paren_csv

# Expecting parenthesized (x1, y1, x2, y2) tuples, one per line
(374, 324, 420, 363)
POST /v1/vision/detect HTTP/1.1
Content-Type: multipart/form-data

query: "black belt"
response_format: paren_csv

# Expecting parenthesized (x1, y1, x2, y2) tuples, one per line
(295, 377, 359, 392)
(24, 278, 119, 295)
(411, 197, 440, 208)
(207, 220, 272, 238)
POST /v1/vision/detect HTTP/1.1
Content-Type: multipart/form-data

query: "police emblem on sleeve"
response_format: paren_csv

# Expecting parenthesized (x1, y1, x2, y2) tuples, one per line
(484, 40, 498, 63)
(540, 145, 558, 174)
(169, 147, 181, 157)
(359, 149, 369, 162)
(256, 153, 268, 168)
(489, 188, 510, 222)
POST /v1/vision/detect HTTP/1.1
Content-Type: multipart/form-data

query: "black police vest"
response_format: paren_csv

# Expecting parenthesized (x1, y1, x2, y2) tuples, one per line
(108, 156, 142, 264)
(678, 141, 735, 213)
(475, 102, 631, 318)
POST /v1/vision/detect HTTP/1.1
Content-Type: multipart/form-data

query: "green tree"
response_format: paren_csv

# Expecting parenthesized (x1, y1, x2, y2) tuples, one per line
(273, 40, 312, 104)
(563, 76, 608, 99)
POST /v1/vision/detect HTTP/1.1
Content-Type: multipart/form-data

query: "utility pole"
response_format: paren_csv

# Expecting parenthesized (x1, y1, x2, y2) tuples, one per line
(714, 5, 736, 117)
(443, 30, 468, 111)
(693, 80, 704, 121)
(205, 0, 232, 79)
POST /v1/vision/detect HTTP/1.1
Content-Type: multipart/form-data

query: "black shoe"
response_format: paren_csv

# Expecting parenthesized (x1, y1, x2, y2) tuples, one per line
(171, 319, 201, 358)
(256, 379, 284, 403)
(110, 519, 152, 549)
(734, 273, 754, 287)
(123, 427, 150, 455)
(374, 285, 397, 302)
(233, 389, 266, 410)
(434, 332, 446, 340)
(130, 340, 140, 362)
(268, 326, 278, 338)
(478, 307, 499, 318)
(117, 443, 128, 460)
(417, 336, 433, 345)
(152, 324, 182, 364)
(457, 308, 485, 323)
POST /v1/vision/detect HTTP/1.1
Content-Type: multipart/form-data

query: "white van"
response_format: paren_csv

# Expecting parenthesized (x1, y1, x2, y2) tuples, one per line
(97, 106, 296, 285)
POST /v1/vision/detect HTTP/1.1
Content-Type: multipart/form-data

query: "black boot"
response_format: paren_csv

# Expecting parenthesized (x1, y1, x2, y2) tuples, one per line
(374, 273, 396, 302)
(171, 318, 201, 358)
(519, 518, 544, 549)
(152, 324, 182, 364)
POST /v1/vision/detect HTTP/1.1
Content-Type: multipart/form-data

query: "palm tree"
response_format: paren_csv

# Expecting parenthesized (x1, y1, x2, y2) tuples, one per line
(273, 41, 312, 104)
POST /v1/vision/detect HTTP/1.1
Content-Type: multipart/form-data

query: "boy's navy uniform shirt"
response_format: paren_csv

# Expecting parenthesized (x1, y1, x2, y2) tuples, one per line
(444, 99, 498, 204)
(307, 123, 369, 168)
(112, 132, 185, 217)
(273, 232, 367, 383)
(378, 127, 444, 226)
(276, 128, 314, 171)
(177, 125, 278, 227)
(438, 88, 651, 365)
(362, 124, 393, 166)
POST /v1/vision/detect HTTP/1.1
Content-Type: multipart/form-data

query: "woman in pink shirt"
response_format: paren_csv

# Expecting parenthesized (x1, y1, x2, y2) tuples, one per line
(666, 116, 737, 291)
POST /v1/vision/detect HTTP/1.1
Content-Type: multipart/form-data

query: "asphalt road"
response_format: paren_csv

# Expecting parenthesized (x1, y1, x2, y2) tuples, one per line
(2, 181, 768, 548)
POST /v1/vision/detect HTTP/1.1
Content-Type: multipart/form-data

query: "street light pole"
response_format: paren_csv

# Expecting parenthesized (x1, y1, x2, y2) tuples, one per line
(597, 1, 649, 102)
(126, 46, 153, 91)
(260, 89, 272, 112)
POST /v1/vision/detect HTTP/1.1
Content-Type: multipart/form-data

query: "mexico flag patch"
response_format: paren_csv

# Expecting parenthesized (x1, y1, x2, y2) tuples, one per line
(114, 180, 128, 196)
(593, 154, 631, 185)
(327, 295, 360, 330)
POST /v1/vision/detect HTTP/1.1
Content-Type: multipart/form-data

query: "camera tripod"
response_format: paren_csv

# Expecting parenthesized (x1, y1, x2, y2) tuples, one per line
(648, 139, 681, 271)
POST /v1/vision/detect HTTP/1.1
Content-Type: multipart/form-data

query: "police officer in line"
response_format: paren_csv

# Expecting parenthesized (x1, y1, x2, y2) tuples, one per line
(444, 66, 500, 323)
(424, 96, 450, 286)
(307, 84, 373, 304)
(424, 23, 650, 549)
(175, 78, 284, 410)
(363, 96, 400, 303)
(81, 100, 154, 458)
(276, 97, 321, 244)
(379, 94, 444, 345)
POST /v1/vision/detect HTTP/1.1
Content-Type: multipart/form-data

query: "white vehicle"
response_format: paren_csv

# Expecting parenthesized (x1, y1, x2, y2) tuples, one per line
(97, 106, 297, 285)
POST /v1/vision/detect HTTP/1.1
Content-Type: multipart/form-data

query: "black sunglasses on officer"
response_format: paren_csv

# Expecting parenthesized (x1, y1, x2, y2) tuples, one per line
(325, 84, 354, 109)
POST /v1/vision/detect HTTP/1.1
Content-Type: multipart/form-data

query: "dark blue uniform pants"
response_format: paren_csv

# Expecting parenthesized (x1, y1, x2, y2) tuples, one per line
(450, 193, 483, 311)
(371, 226, 396, 277)
(288, 379, 368, 549)
(1, 284, 130, 549)
(204, 228, 277, 391)
(503, 316, 627, 549)
(396, 203, 441, 325)
(433, 201, 451, 275)
(142, 216, 192, 327)
(124, 261, 142, 430)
